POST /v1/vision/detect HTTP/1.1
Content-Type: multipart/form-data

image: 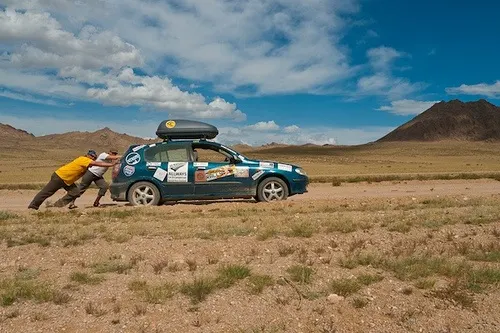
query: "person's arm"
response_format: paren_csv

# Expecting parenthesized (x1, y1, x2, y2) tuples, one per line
(90, 161, 116, 168)
(107, 155, 122, 160)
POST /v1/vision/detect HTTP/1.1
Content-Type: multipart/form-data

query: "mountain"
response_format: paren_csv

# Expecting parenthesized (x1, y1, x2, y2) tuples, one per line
(378, 99, 500, 142)
(36, 127, 155, 151)
(0, 123, 35, 141)
(0, 124, 155, 151)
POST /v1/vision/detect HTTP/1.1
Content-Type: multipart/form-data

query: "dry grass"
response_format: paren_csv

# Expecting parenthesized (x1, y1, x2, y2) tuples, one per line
(1, 190, 500, 331)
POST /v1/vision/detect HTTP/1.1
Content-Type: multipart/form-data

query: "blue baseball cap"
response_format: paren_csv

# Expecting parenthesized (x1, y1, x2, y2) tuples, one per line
(87, 150, 97, 158)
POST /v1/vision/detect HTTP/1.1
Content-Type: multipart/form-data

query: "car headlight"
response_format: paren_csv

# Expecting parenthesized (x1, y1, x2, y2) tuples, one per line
(295, 168, 307, 176)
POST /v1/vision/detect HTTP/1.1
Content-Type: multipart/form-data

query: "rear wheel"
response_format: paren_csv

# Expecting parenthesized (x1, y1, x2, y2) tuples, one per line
(256, 177, 289, 202)
(127, 182, 161, 206)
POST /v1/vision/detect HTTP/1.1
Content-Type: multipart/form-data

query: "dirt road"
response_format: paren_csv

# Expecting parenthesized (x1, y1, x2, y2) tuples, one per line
(1, 179, 498, 211)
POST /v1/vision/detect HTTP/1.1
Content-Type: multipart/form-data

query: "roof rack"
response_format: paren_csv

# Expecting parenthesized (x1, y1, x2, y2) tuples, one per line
(156, 120, 219, 140)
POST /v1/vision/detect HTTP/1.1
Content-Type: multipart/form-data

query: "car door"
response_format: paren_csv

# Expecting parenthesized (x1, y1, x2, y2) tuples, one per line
(143, 142, 194, 198)
(191, 142, 252, 198)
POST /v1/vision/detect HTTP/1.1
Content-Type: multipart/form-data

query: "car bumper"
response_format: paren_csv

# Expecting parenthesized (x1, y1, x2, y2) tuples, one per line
(110, 182, 129, 201)
(290, 177, 308, 195)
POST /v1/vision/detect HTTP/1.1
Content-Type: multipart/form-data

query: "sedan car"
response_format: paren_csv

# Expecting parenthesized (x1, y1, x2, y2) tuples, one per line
(110, 120, 308, 206)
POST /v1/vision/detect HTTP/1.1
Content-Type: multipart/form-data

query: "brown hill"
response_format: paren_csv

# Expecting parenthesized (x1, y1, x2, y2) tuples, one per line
(378, 99, 500, 142)
(1, 124, 156, 152)
(36, 127, 156, 151)
(0, 123, 35, 141)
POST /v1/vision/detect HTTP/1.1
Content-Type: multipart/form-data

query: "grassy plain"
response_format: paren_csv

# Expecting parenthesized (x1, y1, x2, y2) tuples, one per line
(1, 196, 500, 331)
(3, 141, 500, 186)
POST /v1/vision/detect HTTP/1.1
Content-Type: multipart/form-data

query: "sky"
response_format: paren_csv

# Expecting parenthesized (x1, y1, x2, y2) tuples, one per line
(0, 0, 499, 145)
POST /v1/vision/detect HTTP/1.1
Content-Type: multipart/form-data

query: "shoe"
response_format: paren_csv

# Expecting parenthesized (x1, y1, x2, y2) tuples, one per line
(93, 201, 100, 207)
(28, 206, 38, 210)
(68, 203, 78, 210)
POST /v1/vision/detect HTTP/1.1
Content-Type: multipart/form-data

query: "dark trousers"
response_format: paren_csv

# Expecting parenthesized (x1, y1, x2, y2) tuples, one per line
(28, 173, 79, 210)
(53, 170, 108, 207)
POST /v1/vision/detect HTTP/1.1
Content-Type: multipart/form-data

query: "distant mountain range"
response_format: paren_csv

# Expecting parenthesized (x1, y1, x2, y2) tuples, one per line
(378, 99, 500, 142)
(2, 99, 500, 150)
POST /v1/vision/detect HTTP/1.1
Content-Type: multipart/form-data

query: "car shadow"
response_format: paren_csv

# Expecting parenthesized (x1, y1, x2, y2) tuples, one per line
(161, 199, 256, 206)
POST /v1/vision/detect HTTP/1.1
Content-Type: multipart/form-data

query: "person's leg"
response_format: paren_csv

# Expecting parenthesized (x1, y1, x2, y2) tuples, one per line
(28, 173, 64, 209)
(53, 171, 94, 207)
(93, 177, 109, 207)
(52, 183, 80, 208)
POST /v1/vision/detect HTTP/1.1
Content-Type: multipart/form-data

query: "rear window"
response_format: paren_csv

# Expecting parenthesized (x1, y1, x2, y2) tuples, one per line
(145, 144, 189, 162)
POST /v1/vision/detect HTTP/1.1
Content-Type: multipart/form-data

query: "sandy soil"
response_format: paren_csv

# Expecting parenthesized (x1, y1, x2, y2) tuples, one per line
(1, 179, 498, 211)
(1, 179, 500, 333)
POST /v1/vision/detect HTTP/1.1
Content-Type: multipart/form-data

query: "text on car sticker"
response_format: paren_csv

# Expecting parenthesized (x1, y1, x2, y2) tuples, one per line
(259, 162, 274, 169)
(252, 170, 265, 180)
(277, 164, 293, 172)
(132, 144, 146, 152)
(167, 162, 188, 182)
(125, 152, 141, 165)
(146, 162, 161, 167)
(193, 162, 209, 167)
(153, 167, 167, 181)
(123, 165, 135, 177)
(206, 165, 236, 181)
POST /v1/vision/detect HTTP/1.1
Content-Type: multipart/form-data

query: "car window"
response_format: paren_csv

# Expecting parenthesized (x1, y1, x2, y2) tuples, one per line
(192, 145, 232, 163)
(145, 144, 189, 162)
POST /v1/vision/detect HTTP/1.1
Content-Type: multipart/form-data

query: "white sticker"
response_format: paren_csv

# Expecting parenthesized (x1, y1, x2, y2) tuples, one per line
(153, 167, 167, 181)
(252, 170, 265, 180)
(193, 162, 209, 167)
(277, 164, 293, 172)
(235, 166, 249, 178)
(125, 152, 141, 165)
(259, 162, 274, 169)
(167, 162, 188, 182)
(149, 143, 156, 147)
(238, 155, 246, 161)
(132, 144, 146, 152)
(146, 162, 161, 167)
(123, 165, 135, 177)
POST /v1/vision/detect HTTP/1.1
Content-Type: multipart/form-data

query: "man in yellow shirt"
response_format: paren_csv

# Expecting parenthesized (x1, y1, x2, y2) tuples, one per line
(28, 150, 116, 210)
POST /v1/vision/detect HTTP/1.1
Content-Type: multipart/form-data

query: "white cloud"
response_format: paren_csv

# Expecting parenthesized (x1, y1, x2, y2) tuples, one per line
(0, 90, 65, 106)
(284, 125, 300, 133)
(366, 46, 403, 71)
(245, 121, 280, 132)
(0, 7, 245, 120)
(2, 0, 360, 95)
(356, 73, 423, 99)
(354, 46, 424, 99)
(377, 99, 440, 116)
(446, 81, 500, 98)
(0, 114, 393, 145)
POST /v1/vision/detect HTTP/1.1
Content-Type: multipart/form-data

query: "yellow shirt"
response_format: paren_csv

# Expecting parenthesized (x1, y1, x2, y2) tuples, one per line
(55, 156, 93, 185)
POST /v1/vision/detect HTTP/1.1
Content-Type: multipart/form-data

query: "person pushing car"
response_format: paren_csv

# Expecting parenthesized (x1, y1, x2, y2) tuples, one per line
(56, 148, 122, 208)
(28, 150, 116, 210)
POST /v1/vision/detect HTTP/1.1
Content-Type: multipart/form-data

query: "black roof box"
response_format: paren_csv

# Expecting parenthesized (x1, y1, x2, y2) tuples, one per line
(156, 119, 219, 140)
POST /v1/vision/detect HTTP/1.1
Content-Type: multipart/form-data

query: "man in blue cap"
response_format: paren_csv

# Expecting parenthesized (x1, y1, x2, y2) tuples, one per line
(28, 150, 116, 210)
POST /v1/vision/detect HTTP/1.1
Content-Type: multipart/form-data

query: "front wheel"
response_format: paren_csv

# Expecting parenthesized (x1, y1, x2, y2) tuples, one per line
(256, 177, 289, 202)
(127, 182, 161, 206)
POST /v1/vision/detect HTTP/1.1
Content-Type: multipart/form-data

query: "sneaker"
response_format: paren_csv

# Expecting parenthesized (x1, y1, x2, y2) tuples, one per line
(93, 201, 100, 208)
(68, 203, 78, 210)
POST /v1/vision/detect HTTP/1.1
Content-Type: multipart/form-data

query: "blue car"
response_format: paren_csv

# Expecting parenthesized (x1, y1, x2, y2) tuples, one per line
(110, 120, 308, 206)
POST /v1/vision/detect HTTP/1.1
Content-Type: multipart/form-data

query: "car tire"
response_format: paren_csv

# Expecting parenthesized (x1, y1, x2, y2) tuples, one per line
(127, 181, 161, 206)
(256, 177, 289, 202)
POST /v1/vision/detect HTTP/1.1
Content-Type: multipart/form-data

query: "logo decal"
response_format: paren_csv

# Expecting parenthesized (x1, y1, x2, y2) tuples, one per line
(167, 162, 188, 182)
(252, 170, 265, 180)
(123, 165, 135, 177)
(125, 152, 141, 165)
(166, 120, 176, 129)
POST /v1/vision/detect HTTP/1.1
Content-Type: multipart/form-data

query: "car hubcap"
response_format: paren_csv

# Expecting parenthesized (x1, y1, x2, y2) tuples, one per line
(133, 186, 155, 205)
(263, 181, 284, 201)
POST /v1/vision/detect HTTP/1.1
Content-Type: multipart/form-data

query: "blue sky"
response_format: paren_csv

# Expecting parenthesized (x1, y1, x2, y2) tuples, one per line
(0, 0, 499, 145)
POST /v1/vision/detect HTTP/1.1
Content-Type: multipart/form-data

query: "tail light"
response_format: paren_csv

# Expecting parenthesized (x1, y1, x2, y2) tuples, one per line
(112, 162, 122, 180)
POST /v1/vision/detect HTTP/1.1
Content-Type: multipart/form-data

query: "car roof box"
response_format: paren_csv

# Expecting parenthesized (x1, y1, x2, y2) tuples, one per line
(156, 119, 219, 140)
